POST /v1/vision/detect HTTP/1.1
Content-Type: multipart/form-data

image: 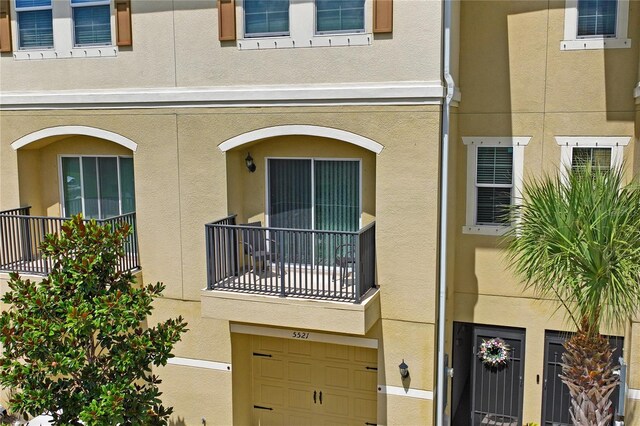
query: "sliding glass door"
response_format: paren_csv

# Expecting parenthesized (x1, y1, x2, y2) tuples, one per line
(60, 156, 135, 219)
(267, 158, 360, 266)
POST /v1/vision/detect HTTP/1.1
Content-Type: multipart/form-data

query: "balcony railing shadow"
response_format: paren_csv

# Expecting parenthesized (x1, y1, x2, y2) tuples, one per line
(0, 206, 140, 275)
(205, 215, 376, 303)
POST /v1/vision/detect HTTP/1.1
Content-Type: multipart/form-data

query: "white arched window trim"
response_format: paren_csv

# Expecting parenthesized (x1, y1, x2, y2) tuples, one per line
(11, 126, 137, 152)
(218, 125, 384, 154)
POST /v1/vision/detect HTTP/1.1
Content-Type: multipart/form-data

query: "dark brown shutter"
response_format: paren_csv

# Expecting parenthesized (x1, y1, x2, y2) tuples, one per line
(115, 0, 132, 46)
(218, 0, 236, 41)
(373, 0, 392, 34)
(0, 0, 11, 53)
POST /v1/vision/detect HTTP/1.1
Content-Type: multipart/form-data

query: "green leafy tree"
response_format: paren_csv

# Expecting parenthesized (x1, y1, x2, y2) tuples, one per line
(506, 165, 640, 425)
(0, 215, 188, 425)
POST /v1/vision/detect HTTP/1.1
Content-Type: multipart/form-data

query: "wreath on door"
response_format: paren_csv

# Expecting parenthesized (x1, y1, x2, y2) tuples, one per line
(478, 337, 510, 367)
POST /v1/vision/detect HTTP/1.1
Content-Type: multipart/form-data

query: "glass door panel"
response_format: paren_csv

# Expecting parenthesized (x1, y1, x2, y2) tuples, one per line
(97, 157, 120, 218)
(314, 160, 359, 267)
(81, 157, 99, 219)
(119, 157, 136, 214)
(62, 157, 82, 216)
(268, 159, 313, 265)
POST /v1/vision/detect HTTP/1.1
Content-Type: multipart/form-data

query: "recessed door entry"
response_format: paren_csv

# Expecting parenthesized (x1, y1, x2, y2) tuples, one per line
(452, 323, 525, 426)
(250, 335, 377, 425)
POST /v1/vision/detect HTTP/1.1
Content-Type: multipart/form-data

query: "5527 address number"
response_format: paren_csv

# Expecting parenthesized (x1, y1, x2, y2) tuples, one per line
(292, 331, 310, 339)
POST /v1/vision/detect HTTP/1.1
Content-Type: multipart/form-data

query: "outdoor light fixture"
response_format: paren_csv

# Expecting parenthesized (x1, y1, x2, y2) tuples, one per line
(399, 359, 409, 379)
(245, 153, 256, 173)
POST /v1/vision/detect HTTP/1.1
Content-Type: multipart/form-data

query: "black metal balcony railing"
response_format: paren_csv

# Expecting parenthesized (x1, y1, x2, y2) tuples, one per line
(0, 206, 140, 275)
(205, 215, 376, 303)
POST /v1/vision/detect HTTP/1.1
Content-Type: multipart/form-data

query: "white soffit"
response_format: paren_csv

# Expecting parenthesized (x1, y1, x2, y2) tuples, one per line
(11, 126, 138, 152)
(219, 125, 384, 154)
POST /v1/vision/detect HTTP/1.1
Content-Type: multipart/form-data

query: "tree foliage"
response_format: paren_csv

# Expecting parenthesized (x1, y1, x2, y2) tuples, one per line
(0, 215, 188, 425)
(506, 165, 640, 425)
(506, 165, 640, 332)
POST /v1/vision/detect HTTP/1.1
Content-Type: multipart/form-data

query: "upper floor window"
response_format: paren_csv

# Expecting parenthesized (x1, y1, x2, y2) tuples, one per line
(561, 0, 631, 50)
(71, 0, 112, 46)
(316, 0, 365, 34)
(577, 0, 617, 37)
(244, 0, 289, 37)
(556, 137, 631, 176)
(238, 0, 372, 50)
(463, 137, 531, 236)
(15, 0, 53, 49)
(10, 0, 122, 59)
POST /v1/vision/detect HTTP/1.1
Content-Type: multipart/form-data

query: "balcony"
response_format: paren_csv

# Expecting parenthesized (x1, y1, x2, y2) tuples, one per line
(0, 206, 140, 276)
(201, 215, 379, 334)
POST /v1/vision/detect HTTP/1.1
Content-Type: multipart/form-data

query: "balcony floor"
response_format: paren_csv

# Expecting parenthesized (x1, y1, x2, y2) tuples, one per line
(210, 264, 369, 302)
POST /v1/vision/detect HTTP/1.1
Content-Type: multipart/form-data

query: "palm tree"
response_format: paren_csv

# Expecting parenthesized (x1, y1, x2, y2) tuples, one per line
(505, 165, 640, 425)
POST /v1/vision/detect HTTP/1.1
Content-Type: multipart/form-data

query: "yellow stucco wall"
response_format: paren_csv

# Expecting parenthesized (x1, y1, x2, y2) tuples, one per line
(0, 104, 442, 425)
(456, 1, 640, 424)
(0, 0, 441, 92)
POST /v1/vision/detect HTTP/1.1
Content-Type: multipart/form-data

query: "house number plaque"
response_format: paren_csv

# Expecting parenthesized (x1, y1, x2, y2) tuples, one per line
(292, 331, 310, 339)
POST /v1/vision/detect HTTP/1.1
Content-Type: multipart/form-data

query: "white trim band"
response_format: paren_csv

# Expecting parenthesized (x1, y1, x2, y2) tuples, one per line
(167, 357, 232, 372)
(230, 324, 379, 349)
(555, 136, 631, 147)
(377, 385, 433, 400)
(462, 136, 531, 146)
(0, 81, 447, 110)
(219, 125, 384, 154)
(11, 126, 138, 152)
(628, 388, 640, 400)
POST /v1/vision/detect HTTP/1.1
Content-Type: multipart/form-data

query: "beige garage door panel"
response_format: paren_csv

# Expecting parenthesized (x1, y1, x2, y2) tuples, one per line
(251, 335, 377, 425)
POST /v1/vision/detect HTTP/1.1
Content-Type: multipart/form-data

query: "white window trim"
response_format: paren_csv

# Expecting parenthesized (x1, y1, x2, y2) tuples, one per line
(236, 0, 372, 50)
(561, 0, 631, 51)
(555, 136, 631, 179)
(462, 137, 531, 236)
(11, 0, 117, 60)
(58, 154, 134, 219)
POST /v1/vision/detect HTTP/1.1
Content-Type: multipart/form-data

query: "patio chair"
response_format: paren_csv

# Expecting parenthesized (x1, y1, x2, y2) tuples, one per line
(333, 242, 356, 284)
(241, 222, 280, 279)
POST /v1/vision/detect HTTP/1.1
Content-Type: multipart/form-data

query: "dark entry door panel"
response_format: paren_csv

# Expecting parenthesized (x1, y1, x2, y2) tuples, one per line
(541, 331, 623, 426)
(471, 326, 525, 426)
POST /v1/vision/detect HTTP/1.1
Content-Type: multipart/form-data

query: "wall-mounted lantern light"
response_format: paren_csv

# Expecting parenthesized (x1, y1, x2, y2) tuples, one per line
(245, 153, 256, 173)
(399, 359, 409, 379)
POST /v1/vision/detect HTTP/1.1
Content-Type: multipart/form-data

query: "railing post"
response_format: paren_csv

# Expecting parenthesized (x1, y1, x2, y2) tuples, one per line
(279, 230, 286, 298)
(354, 233, 361, 304)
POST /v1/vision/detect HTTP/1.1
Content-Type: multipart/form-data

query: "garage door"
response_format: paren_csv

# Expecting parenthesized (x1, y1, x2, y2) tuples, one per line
(251, 335, 378, 426)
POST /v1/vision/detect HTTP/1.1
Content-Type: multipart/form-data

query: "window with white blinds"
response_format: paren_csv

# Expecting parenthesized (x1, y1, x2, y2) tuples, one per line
(15, 0, 53, 49)
(475, 147, 513, 226)
(12, 0, 117, 58)
(316, 0, 365, 34)
(561, 0, 630, 50)
(571, 147, 612, 171)
(71, 0, 112, 46)
(577, 0, 617, 37)
(244, 0, 290, 37)
(463, 137, 530, 235)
